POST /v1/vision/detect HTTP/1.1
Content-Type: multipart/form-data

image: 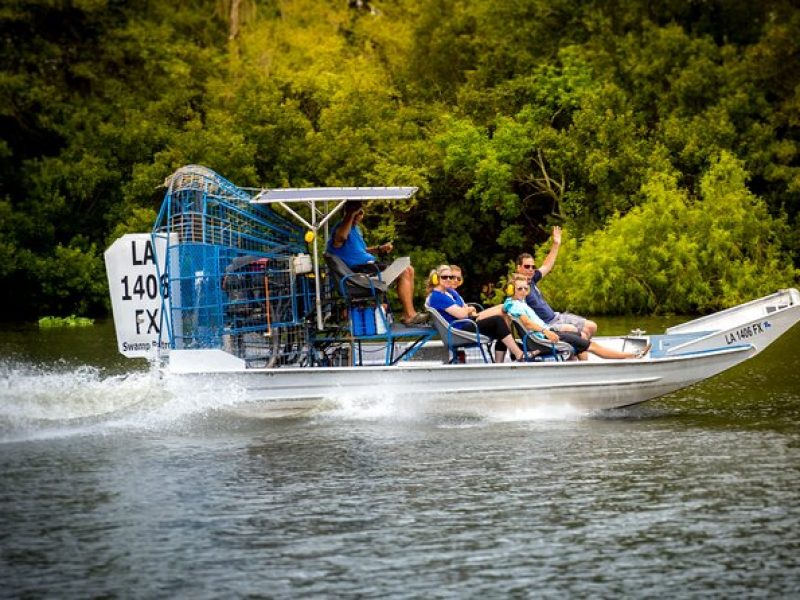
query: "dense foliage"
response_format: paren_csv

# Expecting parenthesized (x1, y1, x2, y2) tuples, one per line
(2, 0, 799, 318)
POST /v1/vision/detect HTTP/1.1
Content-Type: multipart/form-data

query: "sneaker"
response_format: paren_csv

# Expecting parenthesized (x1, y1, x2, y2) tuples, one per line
(634, 343, 652, 359)
(402, 312, 430, 326)
(412, 311, 430, 324)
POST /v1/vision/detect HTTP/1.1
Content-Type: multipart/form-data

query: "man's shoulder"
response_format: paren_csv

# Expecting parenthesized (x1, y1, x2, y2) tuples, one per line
(345, 223, 365, 242)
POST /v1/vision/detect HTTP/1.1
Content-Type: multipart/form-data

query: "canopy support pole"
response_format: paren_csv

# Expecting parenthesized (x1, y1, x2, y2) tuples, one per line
(251, 188, 418, 331)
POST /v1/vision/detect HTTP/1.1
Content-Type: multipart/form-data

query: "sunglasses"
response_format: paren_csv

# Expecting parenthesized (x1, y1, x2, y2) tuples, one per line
(516, 285, 530, 291)
(452, 275, 463, 281)
(439, 275, 456, 280)
(521, 264, 536, 270)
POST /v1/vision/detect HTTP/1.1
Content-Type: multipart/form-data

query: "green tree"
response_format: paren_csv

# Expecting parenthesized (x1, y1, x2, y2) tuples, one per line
(2, 0, 799, 319)
(544, 152, 797, 314)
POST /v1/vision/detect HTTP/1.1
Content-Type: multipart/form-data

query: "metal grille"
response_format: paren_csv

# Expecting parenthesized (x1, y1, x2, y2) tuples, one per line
(153, 165, 312, 366)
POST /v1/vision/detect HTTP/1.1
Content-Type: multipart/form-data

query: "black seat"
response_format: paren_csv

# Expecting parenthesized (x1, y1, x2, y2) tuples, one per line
(324, 253, 388, 301)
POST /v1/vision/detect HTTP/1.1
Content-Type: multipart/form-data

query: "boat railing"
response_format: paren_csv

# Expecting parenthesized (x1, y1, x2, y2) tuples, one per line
(665, 289, 799, 335)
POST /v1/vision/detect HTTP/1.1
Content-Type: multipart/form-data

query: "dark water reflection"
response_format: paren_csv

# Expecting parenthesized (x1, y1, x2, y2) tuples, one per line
(1, 318, 799, 597)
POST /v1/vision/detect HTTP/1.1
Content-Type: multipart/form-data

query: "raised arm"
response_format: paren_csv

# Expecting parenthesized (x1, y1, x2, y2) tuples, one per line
(331, 208, 362, 248)
(537, 226, 562, 278)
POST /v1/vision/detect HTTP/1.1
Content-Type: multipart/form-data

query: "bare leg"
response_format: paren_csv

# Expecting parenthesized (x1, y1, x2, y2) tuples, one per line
(476, 304, 504, 320)
(587, 341, 637, 359)
(397, 266, 417, 320)
(478, 303, 515, 332)
(500, 334, 524, 361)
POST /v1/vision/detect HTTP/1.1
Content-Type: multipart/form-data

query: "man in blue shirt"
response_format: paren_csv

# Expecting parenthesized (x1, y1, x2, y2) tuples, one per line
(516, 226, 598, 339)
(327, 200, 427, 326)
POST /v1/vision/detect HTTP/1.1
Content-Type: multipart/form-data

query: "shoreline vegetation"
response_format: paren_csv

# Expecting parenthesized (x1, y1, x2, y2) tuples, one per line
(2, 0, 799, 321)
(38, 316, 95, 328)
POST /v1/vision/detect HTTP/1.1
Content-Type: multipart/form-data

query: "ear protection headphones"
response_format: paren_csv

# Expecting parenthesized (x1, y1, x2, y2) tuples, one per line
(505, 280, 515, 296)
(431, 264, 451, 287)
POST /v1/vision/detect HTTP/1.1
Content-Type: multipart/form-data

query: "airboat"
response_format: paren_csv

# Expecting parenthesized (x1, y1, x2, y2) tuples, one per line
(104, 165, 800, 416)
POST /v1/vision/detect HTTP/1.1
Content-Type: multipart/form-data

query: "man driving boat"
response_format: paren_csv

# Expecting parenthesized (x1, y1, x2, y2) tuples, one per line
(327, 200, 427, 326)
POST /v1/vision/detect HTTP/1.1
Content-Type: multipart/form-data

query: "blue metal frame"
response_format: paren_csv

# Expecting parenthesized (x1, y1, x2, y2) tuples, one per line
(444, 318, 491, 364)
(520, 332, 570, 361)
(151, 166, 306, 354)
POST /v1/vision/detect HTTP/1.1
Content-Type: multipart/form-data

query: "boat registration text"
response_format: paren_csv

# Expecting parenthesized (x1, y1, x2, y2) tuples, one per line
(725, 321, 771, 345)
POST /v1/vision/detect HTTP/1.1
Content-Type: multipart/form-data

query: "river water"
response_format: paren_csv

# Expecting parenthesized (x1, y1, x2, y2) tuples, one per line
(1, 319, 799, 597)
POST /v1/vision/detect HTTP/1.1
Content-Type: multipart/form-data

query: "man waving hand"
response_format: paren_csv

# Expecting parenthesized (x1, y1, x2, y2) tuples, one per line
(515, 226, 597, 339)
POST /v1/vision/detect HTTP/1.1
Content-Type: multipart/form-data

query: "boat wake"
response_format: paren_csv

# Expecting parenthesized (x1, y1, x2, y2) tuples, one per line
(313, 384, 591, 424)
(0, 360, 170, 443)
(0, 359, 644, 443)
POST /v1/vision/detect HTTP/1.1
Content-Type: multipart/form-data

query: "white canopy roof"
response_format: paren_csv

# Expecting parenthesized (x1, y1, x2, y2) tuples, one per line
(251, 187, 417, 204)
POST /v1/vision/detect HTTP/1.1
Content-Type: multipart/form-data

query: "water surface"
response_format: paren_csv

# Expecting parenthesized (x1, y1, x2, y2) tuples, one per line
(1, 319, 799, 597)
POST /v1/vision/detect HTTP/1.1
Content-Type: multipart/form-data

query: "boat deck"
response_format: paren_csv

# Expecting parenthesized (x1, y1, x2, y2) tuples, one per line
(313, 324, 436, 366)
(648, 332, 714, 358)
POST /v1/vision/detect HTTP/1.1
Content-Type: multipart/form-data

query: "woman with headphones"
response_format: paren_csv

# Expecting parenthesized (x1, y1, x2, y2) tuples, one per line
(426, 264, 525, 363)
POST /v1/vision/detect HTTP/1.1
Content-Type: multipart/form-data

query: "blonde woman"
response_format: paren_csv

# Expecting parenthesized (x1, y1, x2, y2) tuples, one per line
(426, 265, 525, 362)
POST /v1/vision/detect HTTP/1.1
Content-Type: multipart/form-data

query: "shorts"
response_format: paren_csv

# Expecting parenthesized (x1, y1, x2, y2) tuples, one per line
(555, 331, 590, 354)
(351, 261, 388, 275)
(548, 312, 586, 335)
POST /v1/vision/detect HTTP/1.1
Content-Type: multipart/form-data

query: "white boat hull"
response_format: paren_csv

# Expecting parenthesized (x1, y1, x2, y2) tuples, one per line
(163, 345, 755, 416)
(152, 288, 799, 417)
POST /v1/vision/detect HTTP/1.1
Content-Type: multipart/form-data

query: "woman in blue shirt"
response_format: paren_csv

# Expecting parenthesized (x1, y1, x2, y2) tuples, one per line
(426, 265, 525, 363)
